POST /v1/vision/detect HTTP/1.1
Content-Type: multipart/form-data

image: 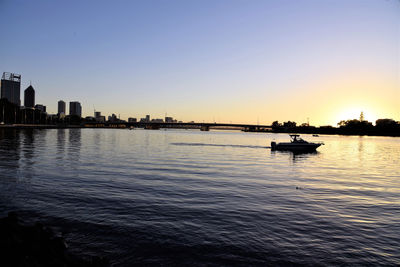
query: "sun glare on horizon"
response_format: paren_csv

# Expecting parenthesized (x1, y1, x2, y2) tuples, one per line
(336, 107, 379, 125)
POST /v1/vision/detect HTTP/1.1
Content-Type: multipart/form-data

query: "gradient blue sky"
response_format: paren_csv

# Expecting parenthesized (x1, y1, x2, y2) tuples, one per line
(1, 0, 399, 125)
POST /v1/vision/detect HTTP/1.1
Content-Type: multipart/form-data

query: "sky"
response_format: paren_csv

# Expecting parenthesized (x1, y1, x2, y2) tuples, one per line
(0, 0, 399, 126)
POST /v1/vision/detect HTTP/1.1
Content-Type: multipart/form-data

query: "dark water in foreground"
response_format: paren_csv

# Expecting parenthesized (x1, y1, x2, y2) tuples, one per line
(0, 128, 399, 266)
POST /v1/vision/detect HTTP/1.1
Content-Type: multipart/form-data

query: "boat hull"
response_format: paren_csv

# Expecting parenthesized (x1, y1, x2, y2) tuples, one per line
(271, 142, 322, 152)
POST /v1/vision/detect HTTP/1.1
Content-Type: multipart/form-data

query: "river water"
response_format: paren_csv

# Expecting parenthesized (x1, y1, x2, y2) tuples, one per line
(0, 128, 399, 266)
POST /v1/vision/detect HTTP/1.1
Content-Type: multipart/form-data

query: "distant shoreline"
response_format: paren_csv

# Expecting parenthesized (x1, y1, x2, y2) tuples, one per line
(0, 124, 81, 129)
(269, 129, 400, 138)
(1, 124, 399, 137)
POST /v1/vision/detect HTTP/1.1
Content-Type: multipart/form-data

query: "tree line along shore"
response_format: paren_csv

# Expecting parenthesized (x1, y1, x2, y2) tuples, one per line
(268, 117, 400, 137)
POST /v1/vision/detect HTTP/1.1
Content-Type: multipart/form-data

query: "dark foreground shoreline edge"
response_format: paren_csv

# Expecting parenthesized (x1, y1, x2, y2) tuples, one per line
(0, 212, 109, 267)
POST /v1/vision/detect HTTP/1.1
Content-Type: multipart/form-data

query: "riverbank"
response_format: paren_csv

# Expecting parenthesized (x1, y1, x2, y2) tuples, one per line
(269, 127, 400, 137)
(0, 212, 109, 267)
(1, 123, 399, 137)
(0, 124, 81, 129)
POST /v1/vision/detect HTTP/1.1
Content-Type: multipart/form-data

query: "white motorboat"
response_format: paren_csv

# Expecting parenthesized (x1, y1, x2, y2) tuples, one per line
(271, 134, 323, 152)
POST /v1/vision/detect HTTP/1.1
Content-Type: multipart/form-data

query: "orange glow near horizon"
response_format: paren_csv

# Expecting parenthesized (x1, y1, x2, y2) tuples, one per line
(336, 108, 379, 125)
(298, 70, 399, 127)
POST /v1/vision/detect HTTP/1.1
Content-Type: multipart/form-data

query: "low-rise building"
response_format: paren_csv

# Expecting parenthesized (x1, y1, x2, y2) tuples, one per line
(165, 116, 174, 123)
(35, 104, 46, 113)
(94, 111, 105, 122)
(108, 113, 118, 122)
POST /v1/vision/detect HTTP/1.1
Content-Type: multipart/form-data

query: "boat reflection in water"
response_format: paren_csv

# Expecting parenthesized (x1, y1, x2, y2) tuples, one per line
(271, 134, 324, 152)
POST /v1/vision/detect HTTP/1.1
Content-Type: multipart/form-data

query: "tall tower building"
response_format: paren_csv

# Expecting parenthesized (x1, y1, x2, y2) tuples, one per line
(24, 85, 35, 108)
(69, 101, 82, 117)
(58, 100, 66, 115)
(1, 72, 21, 106)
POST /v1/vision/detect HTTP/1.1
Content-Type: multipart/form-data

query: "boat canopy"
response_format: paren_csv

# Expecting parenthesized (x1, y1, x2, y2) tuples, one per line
(289, 134, 307, 143)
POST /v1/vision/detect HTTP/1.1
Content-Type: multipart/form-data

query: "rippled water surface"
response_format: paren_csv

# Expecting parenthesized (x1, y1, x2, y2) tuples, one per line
(0, 128, 399, 266)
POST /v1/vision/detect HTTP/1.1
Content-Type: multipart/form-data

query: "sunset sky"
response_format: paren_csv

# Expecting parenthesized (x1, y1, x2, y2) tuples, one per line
(0, 0, 399, 126)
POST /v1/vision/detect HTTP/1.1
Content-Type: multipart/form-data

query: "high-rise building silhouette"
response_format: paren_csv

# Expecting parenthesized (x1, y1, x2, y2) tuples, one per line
(1, 72, 21, 106)
(69, 101, 82, 117)
(58, 100, 66, 115)
(24, 85, 35, 108)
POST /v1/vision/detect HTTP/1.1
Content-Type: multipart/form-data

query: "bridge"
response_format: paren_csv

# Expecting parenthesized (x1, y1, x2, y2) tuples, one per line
(83, 121, 272, 132)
